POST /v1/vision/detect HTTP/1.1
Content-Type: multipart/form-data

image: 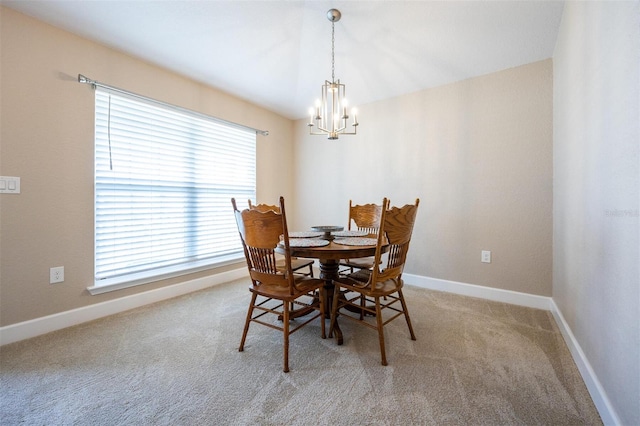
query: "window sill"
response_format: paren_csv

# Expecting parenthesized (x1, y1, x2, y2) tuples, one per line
(87, 254, 245, 295)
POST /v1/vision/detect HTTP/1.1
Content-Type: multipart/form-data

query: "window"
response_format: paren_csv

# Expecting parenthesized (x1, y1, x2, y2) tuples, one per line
(93, 88, 255, 291)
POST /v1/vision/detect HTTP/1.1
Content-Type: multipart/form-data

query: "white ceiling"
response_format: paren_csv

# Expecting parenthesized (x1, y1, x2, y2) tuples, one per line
(2, 0, 565, 120)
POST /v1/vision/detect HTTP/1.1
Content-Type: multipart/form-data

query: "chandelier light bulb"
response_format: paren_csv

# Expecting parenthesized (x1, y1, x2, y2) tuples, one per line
(308, 107, 315, 125)
(341, 98, 349, 118)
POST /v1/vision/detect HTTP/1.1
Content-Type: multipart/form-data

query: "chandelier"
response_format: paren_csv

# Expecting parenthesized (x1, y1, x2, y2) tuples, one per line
(308, 9, 358, 139)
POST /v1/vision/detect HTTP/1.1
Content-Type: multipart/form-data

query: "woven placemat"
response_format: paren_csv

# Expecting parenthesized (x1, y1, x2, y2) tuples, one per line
(288, 231, 324, 238)
(333, 237, 378, 246)
(333, 230, 369, 237)
(285, 238, 330, 247)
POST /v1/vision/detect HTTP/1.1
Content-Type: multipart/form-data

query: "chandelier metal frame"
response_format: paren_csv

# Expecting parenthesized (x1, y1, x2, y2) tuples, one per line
(308, 9, 358, 140)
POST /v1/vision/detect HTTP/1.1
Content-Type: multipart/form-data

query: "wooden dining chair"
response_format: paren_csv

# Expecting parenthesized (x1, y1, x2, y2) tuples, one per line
(248, 200, 315, 277)
(330, 198, 420, 366)
(232, 197, 326, 372)
(339, 200, 384, 272)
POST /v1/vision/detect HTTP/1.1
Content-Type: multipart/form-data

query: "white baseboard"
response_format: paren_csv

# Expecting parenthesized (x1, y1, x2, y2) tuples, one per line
(403, 274, 552, 310)
(549, 299, 621, 426)
(0, 268, 248, 346)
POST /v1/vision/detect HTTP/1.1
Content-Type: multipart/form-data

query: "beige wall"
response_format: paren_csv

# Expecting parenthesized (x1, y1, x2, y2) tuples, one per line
(553, 1, 639, 424)
(0, 7, 294, 326)
(0, 7, 554, 326)
(293, 60, 553, 297)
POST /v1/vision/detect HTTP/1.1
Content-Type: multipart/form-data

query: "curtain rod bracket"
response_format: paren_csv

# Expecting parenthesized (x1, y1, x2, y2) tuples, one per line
(78, 74, 96, 87)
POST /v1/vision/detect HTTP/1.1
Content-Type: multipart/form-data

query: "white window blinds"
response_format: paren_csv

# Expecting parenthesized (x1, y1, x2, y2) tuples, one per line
(94, 88, 255, 283)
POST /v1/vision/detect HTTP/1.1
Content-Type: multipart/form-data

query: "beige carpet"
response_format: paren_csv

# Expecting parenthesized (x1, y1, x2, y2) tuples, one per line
(1, 279, 601, 425)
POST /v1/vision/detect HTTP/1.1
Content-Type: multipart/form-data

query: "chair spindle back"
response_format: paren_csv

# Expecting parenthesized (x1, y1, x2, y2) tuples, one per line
(371, 198, 420, 285)
(232, 197, 295, 294)
(348, 200, 383, 235)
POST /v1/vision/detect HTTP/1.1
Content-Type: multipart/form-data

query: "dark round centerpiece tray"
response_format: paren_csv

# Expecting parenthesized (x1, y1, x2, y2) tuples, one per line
(311, 225, 344, 241)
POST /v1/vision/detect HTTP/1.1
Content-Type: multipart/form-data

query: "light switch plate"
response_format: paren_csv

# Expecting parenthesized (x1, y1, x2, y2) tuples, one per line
(0, 176, 21, 194)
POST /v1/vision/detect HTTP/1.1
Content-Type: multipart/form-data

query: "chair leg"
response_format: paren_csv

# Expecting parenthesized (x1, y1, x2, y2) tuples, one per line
(397, 288, 416, 340)
(239, 292, 258, 352)
(283, 300, 290, 373)
(375, 297, 387, 366)
(308, 264, 314, 277)
(319, 288, 326, 339)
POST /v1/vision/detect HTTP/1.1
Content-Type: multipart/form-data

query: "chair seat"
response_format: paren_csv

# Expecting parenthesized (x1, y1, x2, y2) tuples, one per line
(250, 276, 325, 301)
(340, 256, 374, 269)
(337, 270, 404, 296)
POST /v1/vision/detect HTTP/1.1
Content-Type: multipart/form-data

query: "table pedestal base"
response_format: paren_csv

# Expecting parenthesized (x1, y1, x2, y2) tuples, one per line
(319, 259, 343, 345)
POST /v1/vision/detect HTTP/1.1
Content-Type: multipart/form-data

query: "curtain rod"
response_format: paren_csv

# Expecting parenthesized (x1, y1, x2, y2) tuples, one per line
(77, 74, 269, 137)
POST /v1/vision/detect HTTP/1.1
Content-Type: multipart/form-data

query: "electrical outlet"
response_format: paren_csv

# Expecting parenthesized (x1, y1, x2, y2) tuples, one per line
(481, 250, 491, 263)
(50, 266, 64, 284)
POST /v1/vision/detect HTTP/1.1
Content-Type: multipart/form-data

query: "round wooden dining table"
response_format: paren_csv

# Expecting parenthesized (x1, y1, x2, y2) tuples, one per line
(277, 235, 385, 345)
